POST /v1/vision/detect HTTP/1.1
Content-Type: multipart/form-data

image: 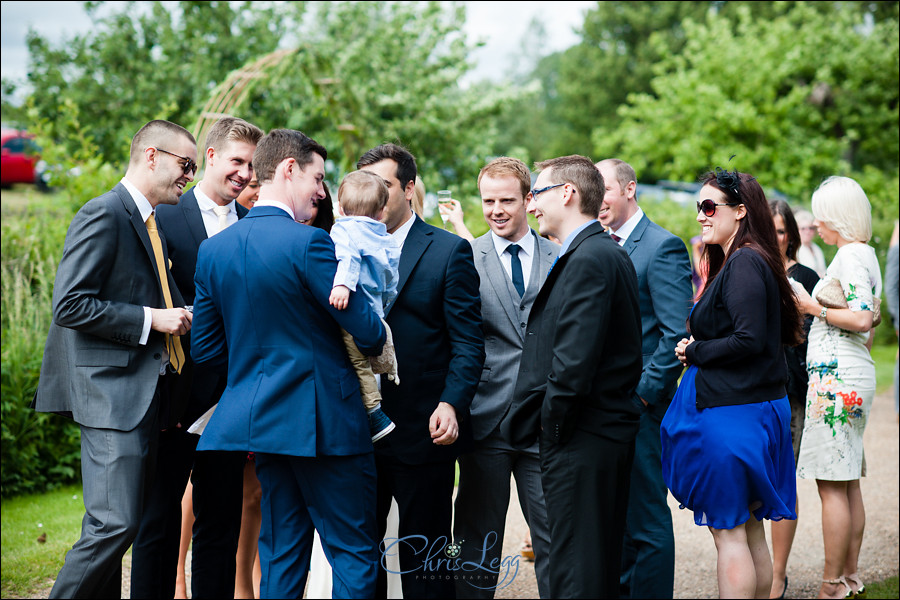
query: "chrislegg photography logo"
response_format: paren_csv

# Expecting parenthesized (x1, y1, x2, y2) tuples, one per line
(380, 531, 520, 591)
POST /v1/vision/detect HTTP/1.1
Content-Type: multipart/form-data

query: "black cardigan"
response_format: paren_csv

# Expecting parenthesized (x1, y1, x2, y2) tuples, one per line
(685, 247, 787, 408)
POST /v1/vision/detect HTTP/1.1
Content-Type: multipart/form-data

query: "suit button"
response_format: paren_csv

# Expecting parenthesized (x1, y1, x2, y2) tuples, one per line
(520, 322, 527, 328)
(520, 305, 525, 311)
(154, 353, 162, 360)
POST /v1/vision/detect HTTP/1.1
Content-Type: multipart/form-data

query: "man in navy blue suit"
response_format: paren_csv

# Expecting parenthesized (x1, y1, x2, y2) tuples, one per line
(358, 144, 484, 599)
(191, 129, 386, 598)
(596, 158, 693, 599)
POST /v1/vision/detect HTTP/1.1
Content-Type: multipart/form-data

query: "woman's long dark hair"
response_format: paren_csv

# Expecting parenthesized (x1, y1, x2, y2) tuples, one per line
(769, 199, 801, 262)
(310, 182, 335, 233)
(699, 171, 804, 346)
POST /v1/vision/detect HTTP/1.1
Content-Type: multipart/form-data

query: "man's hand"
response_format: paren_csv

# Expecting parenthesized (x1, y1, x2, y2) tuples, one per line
(330, 285, 350, 310)
(150, 307, 192, 335)
(429, 402, 459, 445)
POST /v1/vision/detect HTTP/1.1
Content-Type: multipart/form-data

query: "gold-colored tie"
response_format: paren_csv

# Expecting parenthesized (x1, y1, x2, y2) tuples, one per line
(213, 205, 231, 233)
(146, 213, 185, 374)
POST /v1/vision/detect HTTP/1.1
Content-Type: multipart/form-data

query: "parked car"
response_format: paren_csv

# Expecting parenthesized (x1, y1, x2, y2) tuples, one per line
(1, 128, 46, 189)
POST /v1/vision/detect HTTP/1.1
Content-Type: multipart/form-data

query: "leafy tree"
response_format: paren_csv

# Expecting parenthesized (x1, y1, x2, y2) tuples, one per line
(3, 1, 291, 166)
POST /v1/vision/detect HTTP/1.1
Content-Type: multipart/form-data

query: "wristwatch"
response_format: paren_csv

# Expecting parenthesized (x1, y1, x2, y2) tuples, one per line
(818, 306, 828, 321)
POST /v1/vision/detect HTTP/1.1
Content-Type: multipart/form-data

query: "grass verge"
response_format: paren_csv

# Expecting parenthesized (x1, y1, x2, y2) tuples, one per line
(1, 483, 83, 598)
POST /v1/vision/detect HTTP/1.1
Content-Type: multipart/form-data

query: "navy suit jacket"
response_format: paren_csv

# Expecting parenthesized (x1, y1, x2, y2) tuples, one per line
(190, 206, 385, 457)
(155, 188, 248, 426)
(379, 215, 485, 464)
(621, 214, 692, 419)
(503, 221, 642, 447)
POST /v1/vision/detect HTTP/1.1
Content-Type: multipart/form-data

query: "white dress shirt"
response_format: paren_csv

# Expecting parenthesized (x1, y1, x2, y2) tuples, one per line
(194, 185, 238, 237)
(490, 229, 535, 292)
(390, 212, 417, 250)
(608, 207, 644, 246)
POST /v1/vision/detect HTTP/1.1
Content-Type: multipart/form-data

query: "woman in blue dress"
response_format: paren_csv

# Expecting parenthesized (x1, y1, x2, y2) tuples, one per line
(661, 168, 803, 598)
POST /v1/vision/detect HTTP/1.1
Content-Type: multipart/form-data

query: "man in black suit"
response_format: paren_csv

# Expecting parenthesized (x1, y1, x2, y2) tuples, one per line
(33, 119, 196, 599)
(503, 155, 643, 599)
(130, 117, 263, 598)
(357, 143, 485, 599)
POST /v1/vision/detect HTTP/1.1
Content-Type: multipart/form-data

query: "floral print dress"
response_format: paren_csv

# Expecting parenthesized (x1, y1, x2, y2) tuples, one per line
(797, 243, 882, 481)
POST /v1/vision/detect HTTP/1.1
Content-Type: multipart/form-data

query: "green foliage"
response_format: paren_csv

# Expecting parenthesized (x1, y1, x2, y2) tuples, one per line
(2, 1, 291, 164)
(1, 195, 82, 498)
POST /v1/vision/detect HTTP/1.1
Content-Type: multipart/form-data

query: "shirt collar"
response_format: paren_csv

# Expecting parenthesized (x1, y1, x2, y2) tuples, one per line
(608, 207, 643, 244)
(490, 229, 534, 257)
(390, 212, 417, 249)
(120, 177, 154, 223)
(194, 184, 236, 215)
(559, 220, 596, 256)
(254, 199, 295, 221)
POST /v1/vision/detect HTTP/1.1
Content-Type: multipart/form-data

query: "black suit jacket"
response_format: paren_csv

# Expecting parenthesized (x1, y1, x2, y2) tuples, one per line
(503, 221, 643, 447)
(155, 188, 249, 427)
(379, 216, 485, 464)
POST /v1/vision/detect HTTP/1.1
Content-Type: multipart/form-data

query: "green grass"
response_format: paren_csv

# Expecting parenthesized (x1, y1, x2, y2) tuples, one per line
(867, 576, 900, 599)
(871, 342, 897, 394)
(0, 484, 83, 598)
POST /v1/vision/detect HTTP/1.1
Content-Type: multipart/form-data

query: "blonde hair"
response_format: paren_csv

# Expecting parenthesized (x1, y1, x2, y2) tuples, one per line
(412, 175, 425, 217)
(338, 170, 389, 219)
(811, 176, 872, 242)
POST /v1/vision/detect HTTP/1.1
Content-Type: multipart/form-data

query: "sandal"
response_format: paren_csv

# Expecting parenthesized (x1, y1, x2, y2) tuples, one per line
(519, 540, 534, 562)
(822, 577, 853, 599)
(844, 573, 866, 599)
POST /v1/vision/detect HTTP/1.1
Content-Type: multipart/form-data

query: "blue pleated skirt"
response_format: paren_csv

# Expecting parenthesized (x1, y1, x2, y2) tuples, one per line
(660, 365, 798, 529)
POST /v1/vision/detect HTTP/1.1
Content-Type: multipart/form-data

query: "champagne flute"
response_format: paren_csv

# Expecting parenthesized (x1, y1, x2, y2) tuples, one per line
(438, 190, 452, 224)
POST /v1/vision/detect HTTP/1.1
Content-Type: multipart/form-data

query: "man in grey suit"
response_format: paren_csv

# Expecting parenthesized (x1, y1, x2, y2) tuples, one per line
(454, 157, 558, 598)
(596, 159, 693, 599)
(32, 119, 197, 599)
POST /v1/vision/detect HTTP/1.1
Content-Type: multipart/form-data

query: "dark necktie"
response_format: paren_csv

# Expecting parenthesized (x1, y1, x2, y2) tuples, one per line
(508, 244, 525, 297)
(610, 232, 623, 244)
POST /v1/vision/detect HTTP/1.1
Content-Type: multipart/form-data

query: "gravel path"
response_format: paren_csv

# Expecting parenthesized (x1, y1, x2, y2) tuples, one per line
(494, 389, 899, 599)
(22, 391, 899, 599)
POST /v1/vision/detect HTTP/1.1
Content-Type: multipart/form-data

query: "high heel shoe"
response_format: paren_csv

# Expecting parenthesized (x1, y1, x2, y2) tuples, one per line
(772, 576, 788, 599)
(822, 577, 853, 599)
(844, 573, 866, 599)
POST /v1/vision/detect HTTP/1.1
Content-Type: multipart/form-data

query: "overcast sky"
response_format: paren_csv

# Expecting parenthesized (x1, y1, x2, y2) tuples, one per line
(1, 1, 595, 86)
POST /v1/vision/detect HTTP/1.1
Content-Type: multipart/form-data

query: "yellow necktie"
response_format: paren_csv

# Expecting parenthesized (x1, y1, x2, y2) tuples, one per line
(213, 205, 231, 233)
(146, 213, 185, 374)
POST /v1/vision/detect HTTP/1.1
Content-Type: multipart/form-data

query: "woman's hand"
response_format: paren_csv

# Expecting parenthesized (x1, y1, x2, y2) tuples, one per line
(789, 279, 818, 316)
(675, 336, 694, 367)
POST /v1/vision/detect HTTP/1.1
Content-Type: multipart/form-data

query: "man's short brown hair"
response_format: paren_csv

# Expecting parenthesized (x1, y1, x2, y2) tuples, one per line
(477, 157, 531, 199)
(204, 117, 264, 153)
(534, 155, 605, 217)
(252, 129, 326, 185)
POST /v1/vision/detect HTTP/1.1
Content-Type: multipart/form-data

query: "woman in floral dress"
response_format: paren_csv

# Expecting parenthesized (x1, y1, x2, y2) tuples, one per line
(794, 176, 882, 600)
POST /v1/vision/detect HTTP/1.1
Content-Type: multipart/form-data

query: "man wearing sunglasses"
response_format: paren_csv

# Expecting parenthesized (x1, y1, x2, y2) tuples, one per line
(596, 159, 693, 600)
(33, 120, 196, 599)
(131, 116, 264, 599)
(502, 154, 643, 598)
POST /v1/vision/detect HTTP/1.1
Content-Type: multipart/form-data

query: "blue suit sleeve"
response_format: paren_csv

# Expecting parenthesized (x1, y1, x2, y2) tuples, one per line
(304, 229, 385, 355)
(190, 243, 229, 372)
(635, 234, 693, 405)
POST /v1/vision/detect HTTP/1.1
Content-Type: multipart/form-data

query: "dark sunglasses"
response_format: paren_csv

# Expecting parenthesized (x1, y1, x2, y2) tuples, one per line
(696, 198, 740, 217)
(155, 148, 197, 176)
(530, 182, 566, 199)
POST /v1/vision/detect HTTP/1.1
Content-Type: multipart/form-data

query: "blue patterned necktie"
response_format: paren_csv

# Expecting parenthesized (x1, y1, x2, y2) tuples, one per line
(507, 244, 525, 297)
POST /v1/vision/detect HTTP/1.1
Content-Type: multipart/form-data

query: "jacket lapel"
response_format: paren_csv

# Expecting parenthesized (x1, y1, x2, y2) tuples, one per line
(623, 213, 649, 258)
(386, 216, 432, 317)
(479, 237, 521, 336)
(180, 189, 209, 245)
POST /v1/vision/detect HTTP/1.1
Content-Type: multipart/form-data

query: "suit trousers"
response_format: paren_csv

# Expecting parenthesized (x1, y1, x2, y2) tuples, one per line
(255, 452, 379, 599)
(190, 449, 246, 599)
(620, 408, 675, 599)
(130, 427, 198, 598)
(50, 388, 160, 599)
(454, 434, 551, 599)
(375, 454, 456, 599)
(540, 428, 635, 600)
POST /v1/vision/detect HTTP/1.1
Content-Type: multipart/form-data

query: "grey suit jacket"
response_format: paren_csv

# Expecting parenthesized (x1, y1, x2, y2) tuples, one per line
(470, 229, 559, 441)
(33, 183, 183, 431)
(621, 213, 693, 416)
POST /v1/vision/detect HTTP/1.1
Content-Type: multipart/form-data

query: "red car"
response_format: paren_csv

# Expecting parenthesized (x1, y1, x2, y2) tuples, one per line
(1, 128, 44, 188)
